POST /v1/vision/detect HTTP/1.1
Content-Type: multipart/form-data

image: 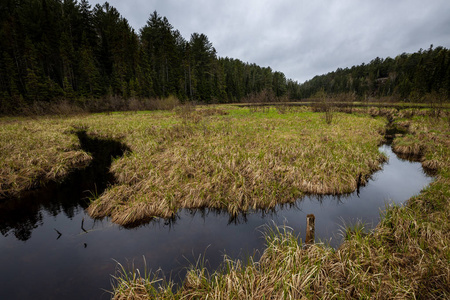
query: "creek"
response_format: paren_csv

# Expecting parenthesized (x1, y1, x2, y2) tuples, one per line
(0, 143, 433, 300)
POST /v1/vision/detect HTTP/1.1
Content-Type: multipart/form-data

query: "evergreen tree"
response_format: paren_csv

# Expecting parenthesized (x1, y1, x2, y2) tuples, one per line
(189, 33, 216, 102)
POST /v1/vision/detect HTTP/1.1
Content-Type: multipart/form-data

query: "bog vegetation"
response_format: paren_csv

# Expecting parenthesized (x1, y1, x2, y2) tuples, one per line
(0, 118, 91, 198)
(0, 106, 386, 218)
(86, 106, 386, 226)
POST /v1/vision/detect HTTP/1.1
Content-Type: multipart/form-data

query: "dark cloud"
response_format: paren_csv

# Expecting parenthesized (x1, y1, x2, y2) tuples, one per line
(89, 0, 450, 82)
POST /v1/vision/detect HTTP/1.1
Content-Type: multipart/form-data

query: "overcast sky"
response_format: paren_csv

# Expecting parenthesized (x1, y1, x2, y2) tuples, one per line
(88, 0, 450, 83)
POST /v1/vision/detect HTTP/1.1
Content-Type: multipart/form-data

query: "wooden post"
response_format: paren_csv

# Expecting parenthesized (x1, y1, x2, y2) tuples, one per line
(305, 214, 315, 244)
(356, 173, 362, 197)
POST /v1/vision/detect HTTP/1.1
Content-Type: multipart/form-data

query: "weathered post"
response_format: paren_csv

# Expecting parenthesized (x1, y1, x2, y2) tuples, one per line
(356, 173, 362, 197)
(305, 214, 315, 244)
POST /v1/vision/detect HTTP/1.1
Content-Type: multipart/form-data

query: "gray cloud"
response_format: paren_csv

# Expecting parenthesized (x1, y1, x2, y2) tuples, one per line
(89, 0, 450, 83)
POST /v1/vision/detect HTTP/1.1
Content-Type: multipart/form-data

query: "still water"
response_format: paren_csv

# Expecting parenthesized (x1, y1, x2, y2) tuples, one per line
(0, 144, 433, 299)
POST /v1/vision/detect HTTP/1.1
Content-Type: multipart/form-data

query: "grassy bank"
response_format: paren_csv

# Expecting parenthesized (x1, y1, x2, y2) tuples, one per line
(0, 117, 91, 199)
(84, 107, 386, 226)
(111, 110, 450, 299)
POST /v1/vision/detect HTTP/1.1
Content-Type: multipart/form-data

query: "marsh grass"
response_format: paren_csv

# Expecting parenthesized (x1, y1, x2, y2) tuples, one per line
(338, 219, 369, 242)
(111, 258, 177, 300)
(85, 107, 386, 226)
(0, 117, 92, 198)
(115, 174, 450, 299)
(2, 106, 448, 299)
(392, 114, 450, 173)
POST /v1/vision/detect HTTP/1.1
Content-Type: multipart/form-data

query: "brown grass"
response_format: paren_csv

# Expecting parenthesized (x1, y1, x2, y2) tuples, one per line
(0, 117, 92, 198)
(392, 115, 450, 173)
(85, 107, 386, 226)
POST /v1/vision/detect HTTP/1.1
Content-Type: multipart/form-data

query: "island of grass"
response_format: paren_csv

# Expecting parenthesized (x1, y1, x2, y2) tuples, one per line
(81, 106, 387, 226)
(0, 106, 388, 222)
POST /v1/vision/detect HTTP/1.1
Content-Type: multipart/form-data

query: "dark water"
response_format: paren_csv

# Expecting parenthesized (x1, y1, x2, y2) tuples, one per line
(0, 144, 433, 299)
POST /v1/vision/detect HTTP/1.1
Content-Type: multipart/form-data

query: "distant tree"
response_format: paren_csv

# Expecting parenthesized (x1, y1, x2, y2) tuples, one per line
(140, 11, 180, 97)
(189, 33, 217, 102)
(272, 71, 287, 98)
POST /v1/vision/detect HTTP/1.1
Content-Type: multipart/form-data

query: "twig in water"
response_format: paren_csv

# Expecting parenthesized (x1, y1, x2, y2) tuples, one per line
(54, 228, 62, 240)
(81, 218, 88, 233)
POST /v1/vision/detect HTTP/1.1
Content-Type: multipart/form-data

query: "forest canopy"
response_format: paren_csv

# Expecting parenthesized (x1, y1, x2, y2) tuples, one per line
(0, 0, 449, 114)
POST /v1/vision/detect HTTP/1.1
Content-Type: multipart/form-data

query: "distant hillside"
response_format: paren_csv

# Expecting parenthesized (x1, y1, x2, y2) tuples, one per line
(298, 45, 450, 102)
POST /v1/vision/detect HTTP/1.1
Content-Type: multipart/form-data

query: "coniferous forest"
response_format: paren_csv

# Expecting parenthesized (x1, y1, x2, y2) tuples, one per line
(0, 0, 449, 115)
(0, 0, 294, 114)
(299, 45, 450, 102)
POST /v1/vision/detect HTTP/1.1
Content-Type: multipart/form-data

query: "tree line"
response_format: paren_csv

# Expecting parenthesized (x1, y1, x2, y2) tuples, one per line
(0, 0, 301, 114)
(300, 45, 450, 102)
(1, 1, 449, 115)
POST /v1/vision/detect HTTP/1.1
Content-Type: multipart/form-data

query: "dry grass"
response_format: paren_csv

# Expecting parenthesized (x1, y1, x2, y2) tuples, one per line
(0, 117, 91, 198)
(85, 106, 386, 226)
(111, 258, 177, 300)
(0, 110, 180, 199)
(392, 115, 450, 173)
(112, 110, 450, 300)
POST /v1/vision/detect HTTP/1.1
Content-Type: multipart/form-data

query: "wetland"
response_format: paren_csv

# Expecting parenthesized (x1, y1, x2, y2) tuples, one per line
(1, 106, 445, 299)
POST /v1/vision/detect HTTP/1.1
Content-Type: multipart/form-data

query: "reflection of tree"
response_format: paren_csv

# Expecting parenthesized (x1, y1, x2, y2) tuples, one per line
(0, 198, 43, 241)
(0, 132, 129, 241)
(0, 177, 86, 241)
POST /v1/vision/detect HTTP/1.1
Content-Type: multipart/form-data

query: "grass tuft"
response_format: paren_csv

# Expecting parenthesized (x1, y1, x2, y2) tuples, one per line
(111, 257, 176, 300)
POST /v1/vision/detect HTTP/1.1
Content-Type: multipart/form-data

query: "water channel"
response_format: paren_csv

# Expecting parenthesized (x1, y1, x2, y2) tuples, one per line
(0, 144, 433, 299)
